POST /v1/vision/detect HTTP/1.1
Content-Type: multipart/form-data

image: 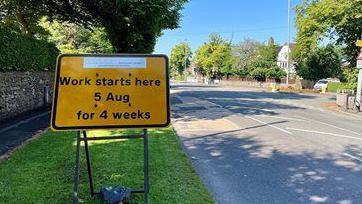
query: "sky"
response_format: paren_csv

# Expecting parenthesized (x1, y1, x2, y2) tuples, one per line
(154, 0, 301, 55)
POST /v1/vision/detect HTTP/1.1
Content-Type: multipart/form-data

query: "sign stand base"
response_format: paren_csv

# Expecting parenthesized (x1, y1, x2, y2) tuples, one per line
(73, 129, 149, 204)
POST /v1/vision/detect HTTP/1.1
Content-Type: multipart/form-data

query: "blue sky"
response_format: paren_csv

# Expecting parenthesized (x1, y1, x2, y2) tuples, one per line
(154, 0, 301, 55)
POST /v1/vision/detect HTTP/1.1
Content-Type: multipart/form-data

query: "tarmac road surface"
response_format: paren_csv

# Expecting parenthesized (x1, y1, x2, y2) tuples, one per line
(172, 83, 362, 204)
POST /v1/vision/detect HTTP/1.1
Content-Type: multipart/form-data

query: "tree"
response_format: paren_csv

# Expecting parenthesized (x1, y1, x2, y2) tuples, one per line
(294, 0, 362, 66)
(231, 38, 262, 77)
(40, 19, 114, 53)
(40, 0, 188, 53)
(341, 68, 358, 90)
(0, 0, 47, 36)
(194, 33, 233, 78)
(295, 44, 342, 81)
(170, 42, 192, 77)
(1, 0, 187, 53)
(249, 44, 286, 81)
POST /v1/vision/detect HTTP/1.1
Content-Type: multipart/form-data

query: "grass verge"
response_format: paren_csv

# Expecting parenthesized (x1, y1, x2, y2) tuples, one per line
(0, 128, 213, 204)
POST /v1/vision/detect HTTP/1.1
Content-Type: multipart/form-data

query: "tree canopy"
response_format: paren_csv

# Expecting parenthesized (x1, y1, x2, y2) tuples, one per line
(1, 0, 188, 53)
(231, 38, 262, 77)
(295, 44, 342, 81)
(249, 43, 286, 81)
(191, 34, 285, 81)
(170, 42, 192, 77)
(193, 33, 233, 78)
(44, 0, 188, 53)
(294, 0, 362, 65)
(40, 19, 114, 54)
(0, 0, 47, 36)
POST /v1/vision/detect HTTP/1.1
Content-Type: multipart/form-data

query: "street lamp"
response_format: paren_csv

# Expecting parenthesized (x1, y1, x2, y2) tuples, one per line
(184, 39, 188, 78)
(286, 0, 291, 85)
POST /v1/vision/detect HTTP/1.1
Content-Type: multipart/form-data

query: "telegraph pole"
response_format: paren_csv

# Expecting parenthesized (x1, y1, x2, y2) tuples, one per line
(184, 39, 188, 78)
(286, 0, 291, 85)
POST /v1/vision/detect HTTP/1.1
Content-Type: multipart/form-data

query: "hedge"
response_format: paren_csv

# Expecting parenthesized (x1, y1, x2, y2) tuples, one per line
(327, 82, 343, 92)
(0, 26, 59, 72)
(328, 82, 356, 93)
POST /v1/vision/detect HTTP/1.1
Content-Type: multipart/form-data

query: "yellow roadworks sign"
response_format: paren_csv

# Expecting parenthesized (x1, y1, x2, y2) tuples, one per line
(51, 54, 170, 131)
(356, 40, 362, 47)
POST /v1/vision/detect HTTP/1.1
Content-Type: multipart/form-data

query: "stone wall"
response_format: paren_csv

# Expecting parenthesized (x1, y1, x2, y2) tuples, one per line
(0, 72, 54, 121)
(336, 93, 362, 111)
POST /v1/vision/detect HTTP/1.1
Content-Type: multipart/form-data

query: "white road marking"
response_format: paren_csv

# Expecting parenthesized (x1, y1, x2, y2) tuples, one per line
(228, 106, 273, 112)
(258, 115, 306, 122)
(297, 116, 362, 136)
(245, 115, 293, 135)
(343, 153, 362, 162)
(0, 111, 50, 134)
(285, 127, 362, 141)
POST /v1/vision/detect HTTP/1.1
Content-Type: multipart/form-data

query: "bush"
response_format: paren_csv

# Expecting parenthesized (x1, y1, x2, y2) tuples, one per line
(327, 82, 343, 92)
(328, 82, 356, 93)
(341, 68, 358, 91)
(0, 26, 59, 72)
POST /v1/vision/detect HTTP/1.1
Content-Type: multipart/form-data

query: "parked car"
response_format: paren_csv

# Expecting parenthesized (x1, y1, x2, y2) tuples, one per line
(313, 79, 329, 90)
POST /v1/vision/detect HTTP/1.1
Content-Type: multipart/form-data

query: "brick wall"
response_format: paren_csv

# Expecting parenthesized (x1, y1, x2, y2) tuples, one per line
(219, 79, 299, 89)
(0, 72, 54, 121)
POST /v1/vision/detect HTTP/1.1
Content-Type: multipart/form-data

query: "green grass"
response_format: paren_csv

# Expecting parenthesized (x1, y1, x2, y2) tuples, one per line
(0, 128, 213, 204)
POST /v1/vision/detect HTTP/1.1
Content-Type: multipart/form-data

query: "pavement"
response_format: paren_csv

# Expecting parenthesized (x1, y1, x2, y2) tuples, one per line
(171, 83, 362, 204)
(0, 107, 50, 157)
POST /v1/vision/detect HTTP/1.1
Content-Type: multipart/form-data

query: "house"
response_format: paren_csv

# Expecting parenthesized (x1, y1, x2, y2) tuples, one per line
(277, 43, 296, 75)
(186, 63, 197, 76)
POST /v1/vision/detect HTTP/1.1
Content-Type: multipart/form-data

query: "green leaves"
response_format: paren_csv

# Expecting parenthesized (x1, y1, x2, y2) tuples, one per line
(0, 25, 59, 72)
(170, 42, 192, 77)
(193, 33, 233, 77)
(1, 0, 188, 53)
(192, 34, 285, 81)
(231, 39, 262, 77)
(248, 44, 285, 81)
(295, 44, 342, 81)
(40, 19, 114, 54)
(294, 0, 362, 65)
(0, 0, 47, 36)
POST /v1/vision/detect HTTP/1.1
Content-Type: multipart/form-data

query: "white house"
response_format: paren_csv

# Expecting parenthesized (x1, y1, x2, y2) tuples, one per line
(277, 43, 296, 75)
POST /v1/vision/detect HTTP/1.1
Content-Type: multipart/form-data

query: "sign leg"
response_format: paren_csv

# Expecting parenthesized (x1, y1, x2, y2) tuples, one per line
(143, 129, 149, 204)
(73, 131, 81, 204)
(83, 131, 95, 196)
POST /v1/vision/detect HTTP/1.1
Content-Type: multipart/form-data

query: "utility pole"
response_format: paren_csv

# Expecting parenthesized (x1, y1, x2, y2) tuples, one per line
(184, 39, 188, 78)
(286, 0, 291, 85)
(229, 31, 234, 44)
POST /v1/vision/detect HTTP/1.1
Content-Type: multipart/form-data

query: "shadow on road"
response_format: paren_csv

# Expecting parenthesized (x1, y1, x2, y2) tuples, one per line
(171, 89, 308, 121)
(183, 132, 362, 203)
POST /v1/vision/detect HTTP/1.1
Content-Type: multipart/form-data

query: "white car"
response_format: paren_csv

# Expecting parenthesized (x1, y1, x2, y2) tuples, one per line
(313, 79, 328, 90)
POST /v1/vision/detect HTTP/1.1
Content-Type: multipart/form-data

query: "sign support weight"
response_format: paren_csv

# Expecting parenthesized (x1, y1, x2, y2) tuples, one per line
(73, 130, 150, 204)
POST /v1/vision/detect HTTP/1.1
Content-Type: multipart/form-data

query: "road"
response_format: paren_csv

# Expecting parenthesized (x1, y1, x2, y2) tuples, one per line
(171, 83, 362, 204)
(0, 108, 50, 156)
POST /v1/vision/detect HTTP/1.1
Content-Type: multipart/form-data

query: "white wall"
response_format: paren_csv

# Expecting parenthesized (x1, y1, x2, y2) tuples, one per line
(277, 45, 296, 74)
